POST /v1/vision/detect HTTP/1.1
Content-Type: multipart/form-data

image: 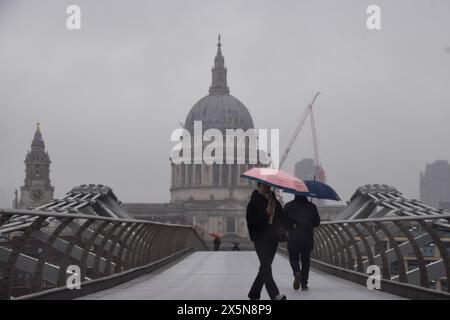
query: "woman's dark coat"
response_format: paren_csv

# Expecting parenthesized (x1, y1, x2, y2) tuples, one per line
(246, 190, 284, 242)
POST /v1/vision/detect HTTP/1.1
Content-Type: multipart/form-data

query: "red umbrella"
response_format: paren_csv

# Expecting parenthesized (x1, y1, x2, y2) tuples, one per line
(241, 167, 309, 194)
(208, 232, 221, 239)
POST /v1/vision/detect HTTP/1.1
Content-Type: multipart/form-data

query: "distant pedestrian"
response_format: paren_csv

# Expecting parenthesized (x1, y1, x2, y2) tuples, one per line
(246, 182, 286, 300)
(232, 242, 240, 251)
(213, 237, 221, 251)
(284, 195, 321, 291)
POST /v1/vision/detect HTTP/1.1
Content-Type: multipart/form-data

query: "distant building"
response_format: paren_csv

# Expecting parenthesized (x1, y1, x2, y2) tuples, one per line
(294, 158, 326, 182)
(295, 159, 315, 180)
(293, 158, 339, 216)
(18, 123, 54, 209)
(420, 160, 450, 208)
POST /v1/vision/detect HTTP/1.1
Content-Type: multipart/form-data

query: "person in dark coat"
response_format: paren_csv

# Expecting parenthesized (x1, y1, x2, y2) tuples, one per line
(213, 237, 221, 251)
(284, 195, 321, 290)
(246, 182, 286, 300)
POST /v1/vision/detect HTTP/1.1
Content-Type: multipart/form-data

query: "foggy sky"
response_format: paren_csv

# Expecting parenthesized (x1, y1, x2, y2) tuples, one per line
(1, 0, 450, 207)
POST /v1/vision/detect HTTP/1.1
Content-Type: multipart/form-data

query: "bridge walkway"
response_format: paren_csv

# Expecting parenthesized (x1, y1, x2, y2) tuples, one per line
(80, 251, 403, 300)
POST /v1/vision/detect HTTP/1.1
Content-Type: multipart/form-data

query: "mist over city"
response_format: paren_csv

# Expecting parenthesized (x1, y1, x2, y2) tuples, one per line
(1, 0, 449, 209)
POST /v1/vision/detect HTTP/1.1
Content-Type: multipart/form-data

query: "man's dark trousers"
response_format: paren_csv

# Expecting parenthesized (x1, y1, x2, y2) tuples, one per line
(288, 239, 312, 287)
(248, 236, 280, 300)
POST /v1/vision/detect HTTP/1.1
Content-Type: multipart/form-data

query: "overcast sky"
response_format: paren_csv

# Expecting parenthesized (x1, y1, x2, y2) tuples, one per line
(1, 0, 449, 207)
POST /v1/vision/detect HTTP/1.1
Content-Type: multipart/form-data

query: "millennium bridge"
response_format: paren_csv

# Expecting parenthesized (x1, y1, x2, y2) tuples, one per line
(1, 184, 449, 300)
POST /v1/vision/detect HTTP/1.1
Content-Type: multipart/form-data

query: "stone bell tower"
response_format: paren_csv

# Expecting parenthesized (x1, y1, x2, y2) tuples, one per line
(19, 123, 54, 209)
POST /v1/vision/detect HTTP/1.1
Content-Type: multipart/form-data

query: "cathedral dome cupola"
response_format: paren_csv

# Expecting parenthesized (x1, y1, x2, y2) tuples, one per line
(209, 35, 229, 95)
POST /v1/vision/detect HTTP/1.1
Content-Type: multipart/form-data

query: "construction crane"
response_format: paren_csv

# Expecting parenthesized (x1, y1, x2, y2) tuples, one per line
(310, 107, 326, 182)
(279, 91, 321, 170)
(267, 91, 323, 203)
(310, 107, 319, 167)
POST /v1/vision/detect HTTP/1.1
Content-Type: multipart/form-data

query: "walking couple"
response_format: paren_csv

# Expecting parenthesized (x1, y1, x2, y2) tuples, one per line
(246, 182, 321, 300)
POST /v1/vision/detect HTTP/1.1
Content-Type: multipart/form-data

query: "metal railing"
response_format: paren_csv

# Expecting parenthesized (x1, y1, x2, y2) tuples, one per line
(312, 213, 450, 294)
(0, 208, 208, 300)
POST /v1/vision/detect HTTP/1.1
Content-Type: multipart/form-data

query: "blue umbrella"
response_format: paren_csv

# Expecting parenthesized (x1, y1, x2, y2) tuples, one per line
(293, 180, 341, 201)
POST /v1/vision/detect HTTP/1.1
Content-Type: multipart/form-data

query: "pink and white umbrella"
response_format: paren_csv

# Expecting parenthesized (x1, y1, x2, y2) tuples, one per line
(240, 167, 309, 195)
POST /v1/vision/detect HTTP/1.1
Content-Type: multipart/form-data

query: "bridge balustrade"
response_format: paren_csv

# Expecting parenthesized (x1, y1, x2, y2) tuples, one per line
(0, 209, 208, 300)
(311, 213, 450, 295)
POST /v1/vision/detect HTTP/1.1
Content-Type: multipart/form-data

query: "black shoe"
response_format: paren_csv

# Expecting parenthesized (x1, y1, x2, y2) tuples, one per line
(293, 272, 302, 290)
(248, 294, 260, 300)
(275, 294, 287, 300)
(301, 286, 309, 291)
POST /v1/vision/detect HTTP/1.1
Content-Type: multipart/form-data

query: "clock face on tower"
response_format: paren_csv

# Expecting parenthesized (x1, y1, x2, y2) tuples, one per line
(31, 187, 44, 201)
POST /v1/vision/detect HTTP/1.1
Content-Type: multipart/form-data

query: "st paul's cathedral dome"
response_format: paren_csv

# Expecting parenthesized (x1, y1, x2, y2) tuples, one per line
(184, 36, 254, 134)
